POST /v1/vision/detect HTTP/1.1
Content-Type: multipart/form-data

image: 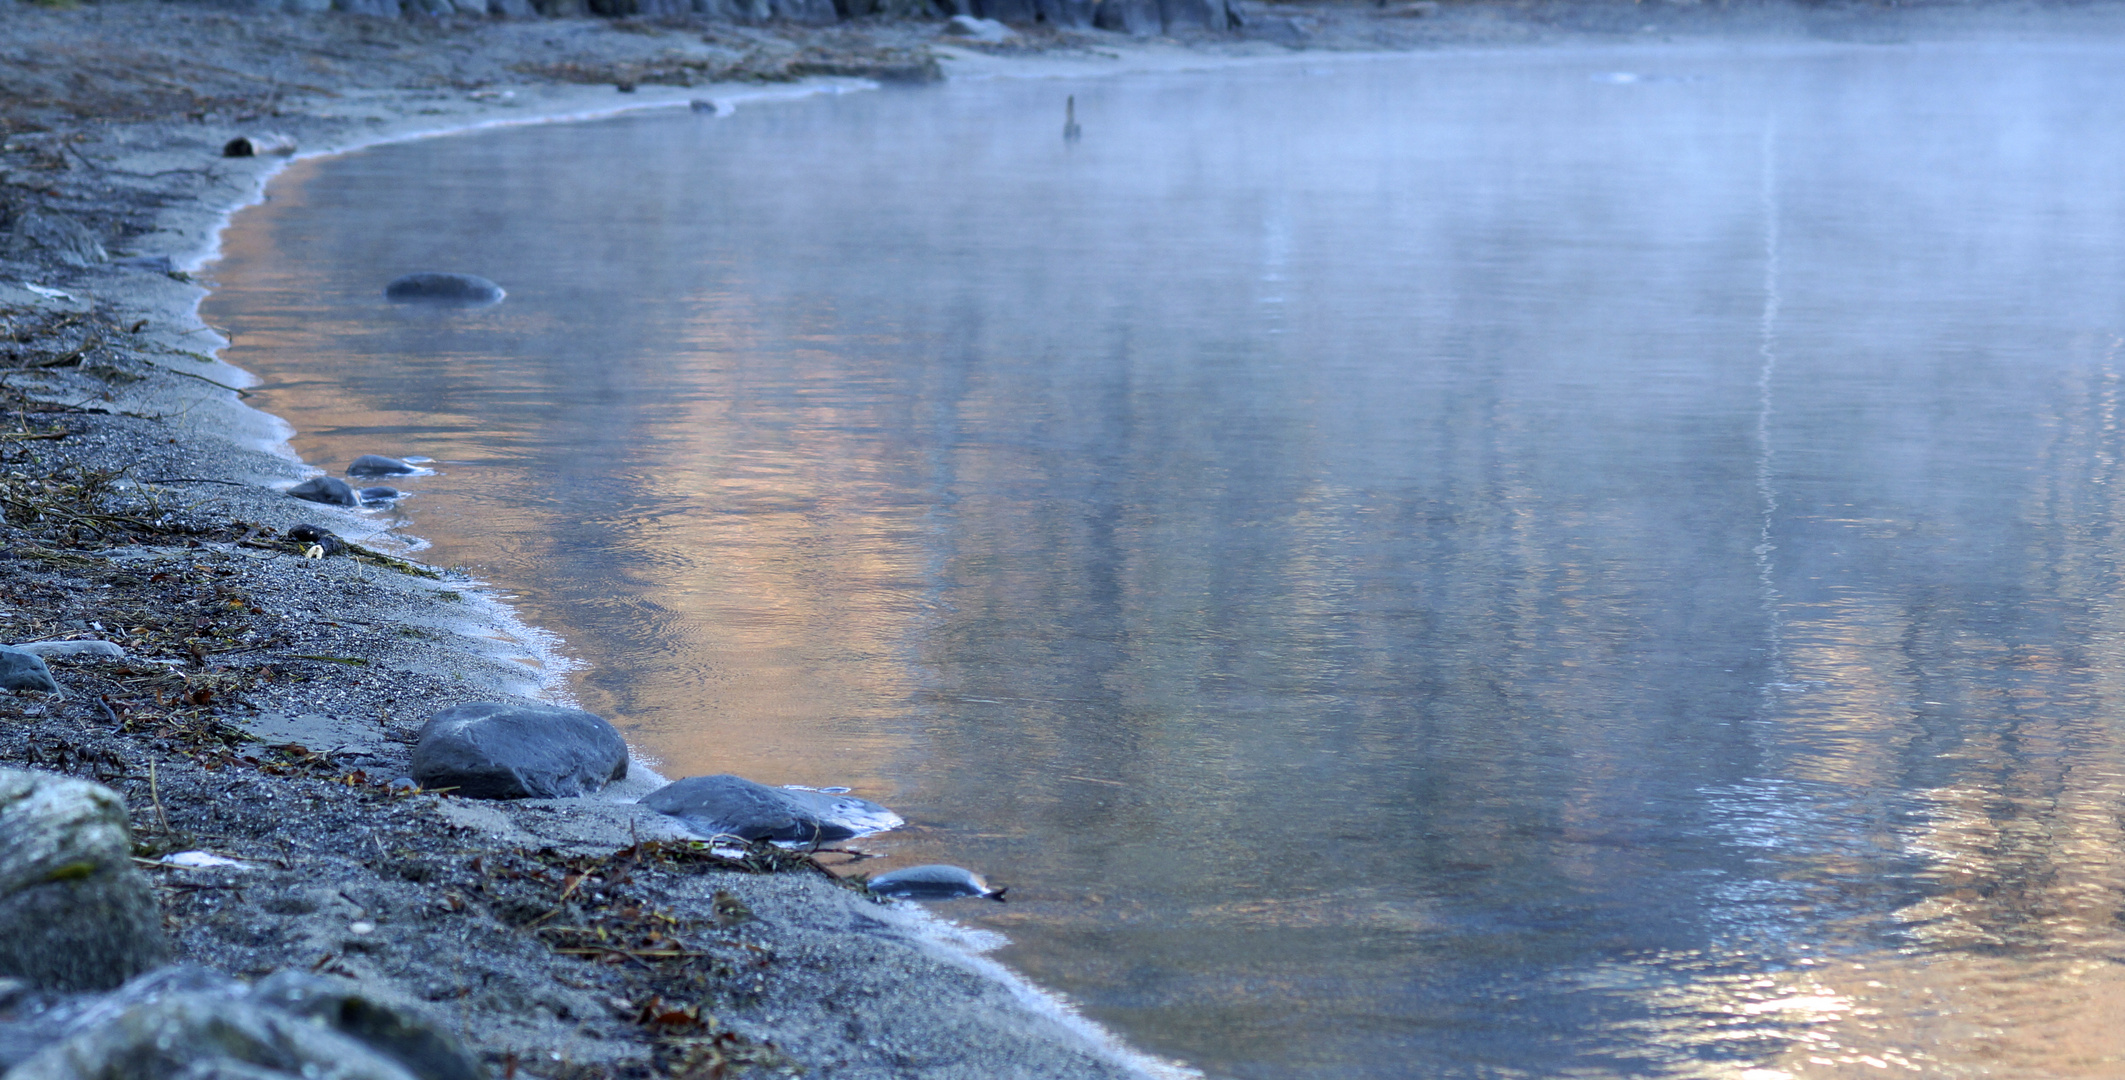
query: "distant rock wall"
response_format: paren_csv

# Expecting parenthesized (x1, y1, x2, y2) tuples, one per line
(201, 0, 1238, 38)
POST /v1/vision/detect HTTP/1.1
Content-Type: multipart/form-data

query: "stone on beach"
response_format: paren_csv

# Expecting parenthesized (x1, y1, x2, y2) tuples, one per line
(287, 476, 358, 507)
(0, 769, 168, 991)
(346, 455, 417, 477)
(410, 702, 629, 799)
(247, 972, 485, 1080)
(867, 864, 1008, 902)
(641, 774, 902, 843)
(9, 641, 125, 661)
(8, 993, 422, 1080)
(382, 273, 504, 306)
(0, 210, 106, 269)
(286, 524, 348, 556)
(0, 648, 61, 694)
(357, 486, 402, 507)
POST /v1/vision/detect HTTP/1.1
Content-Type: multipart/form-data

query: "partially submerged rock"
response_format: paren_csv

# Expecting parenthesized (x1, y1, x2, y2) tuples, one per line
(867, 864, 1008, 902)
(287, 476, 358, 507)
(0, 770, 167, 991)
(641, 774, 902, 843)
(410, 702, 628, 799)
(357, 486, 402, 507)
(345, 455, 416, 478)
(383, 273, 504, 307)
(0, 648, 61, 694)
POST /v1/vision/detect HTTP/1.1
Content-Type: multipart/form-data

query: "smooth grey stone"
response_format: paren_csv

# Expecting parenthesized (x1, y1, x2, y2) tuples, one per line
(332, 0, 403, 14)
(0, 770, 167, 991)
(1093, 0, 1160, 34)
(1, 211, 105, 269)
(249, 973, 482, 1080)
(382, 273, 503, 306)
(10, 641, 124, 661)
(489, 0, 536, 15)
(357, 487, 401, 507)
(410, 702, 628, 800)
(345, 455, 416, 478)
(867, 864, 1008, 902)
(0, 648, 60, 694)
(287, 477, 358, 508)
(8, 994, 419, 1080)
(641, 775, 901, 843)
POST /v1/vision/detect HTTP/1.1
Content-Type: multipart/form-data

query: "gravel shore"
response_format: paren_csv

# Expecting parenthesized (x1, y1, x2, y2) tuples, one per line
(2, 0, 2118, 1076)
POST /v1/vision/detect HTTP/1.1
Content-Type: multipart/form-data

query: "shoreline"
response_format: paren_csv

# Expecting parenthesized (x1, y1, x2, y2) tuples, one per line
(7, 2, 2125, 1077)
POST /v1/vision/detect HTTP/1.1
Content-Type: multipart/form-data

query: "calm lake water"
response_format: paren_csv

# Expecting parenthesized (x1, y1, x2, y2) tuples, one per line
(207, 39, 2125, 1079)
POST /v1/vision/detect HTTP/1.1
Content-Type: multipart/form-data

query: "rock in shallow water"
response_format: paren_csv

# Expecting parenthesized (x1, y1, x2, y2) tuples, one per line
(866, 864, 1008, 902)
(383, 273, 504, 307)
(641, 774, 902, 843)
(287, 476, 357, 507)
(0, 648, 60, 694)
(345, 455, 416, 478)
(0, 769, 167, 991)
(410, 702, 628, 799)
(357, 487, 401, 508)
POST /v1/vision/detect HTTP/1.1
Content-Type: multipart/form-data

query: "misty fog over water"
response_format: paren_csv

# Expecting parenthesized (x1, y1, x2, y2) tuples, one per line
(210, 38, 2125, 1078)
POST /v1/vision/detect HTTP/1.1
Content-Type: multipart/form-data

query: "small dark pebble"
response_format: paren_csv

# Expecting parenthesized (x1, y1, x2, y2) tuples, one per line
(383, 273, 504, 307)
(346, 455, 416, 477)
(287, 477, 357, 507)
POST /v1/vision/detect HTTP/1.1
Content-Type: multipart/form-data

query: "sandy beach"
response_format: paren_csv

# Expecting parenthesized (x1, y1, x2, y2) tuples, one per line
(6, 0, 2124, 1076)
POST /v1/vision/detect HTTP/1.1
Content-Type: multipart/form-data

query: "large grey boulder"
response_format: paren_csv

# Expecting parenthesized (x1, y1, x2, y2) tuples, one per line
(641, 774, 902, 843)
(8, 994, 422, 1080)
(1, 211, 106, 269)
(0, 647, 61, 695)
(0, 770, 167, 991)
(410, 702, 628, 800)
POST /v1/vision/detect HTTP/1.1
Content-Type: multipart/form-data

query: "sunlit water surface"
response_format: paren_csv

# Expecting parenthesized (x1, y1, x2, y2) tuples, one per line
(207, 40, 2125, 1079)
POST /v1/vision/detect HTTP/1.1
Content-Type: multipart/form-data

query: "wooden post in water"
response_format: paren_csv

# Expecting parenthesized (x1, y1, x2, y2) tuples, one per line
(1064, 95, 1081, 143)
